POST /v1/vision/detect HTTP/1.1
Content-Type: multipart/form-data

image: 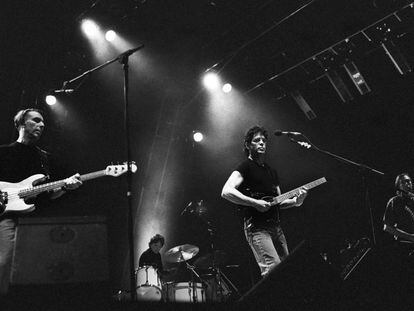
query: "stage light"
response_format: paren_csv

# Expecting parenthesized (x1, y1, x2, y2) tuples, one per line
(381, 41, 411, 75)
(222, 83, 232, 93)
(343, 62, 371, 94)
(193, 131, 204, 142)
(325, 70, 354, 103)
(45, 95, 57, 106)
(290, 90, 316, 120)
(81, 19, 99, 37)
(105, 30, 116, 42)
(203, 72, 220, 90)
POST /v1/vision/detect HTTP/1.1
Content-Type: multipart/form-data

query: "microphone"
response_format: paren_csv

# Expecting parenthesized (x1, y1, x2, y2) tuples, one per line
(118, 45, 145, 59)
(274, 130, 302, 136)
(54, 89, 74, 94)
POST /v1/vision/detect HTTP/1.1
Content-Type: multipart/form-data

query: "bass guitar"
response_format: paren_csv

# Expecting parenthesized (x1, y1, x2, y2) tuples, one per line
(0, 162, 137, 216)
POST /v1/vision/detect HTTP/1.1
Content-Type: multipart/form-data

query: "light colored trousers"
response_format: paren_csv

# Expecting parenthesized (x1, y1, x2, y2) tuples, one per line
(244, 221, 289, 276)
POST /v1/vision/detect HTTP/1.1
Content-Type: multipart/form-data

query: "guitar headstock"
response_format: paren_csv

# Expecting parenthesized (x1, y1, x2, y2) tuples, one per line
(297, 141, 312, 149)
(105, 162, 137, 177)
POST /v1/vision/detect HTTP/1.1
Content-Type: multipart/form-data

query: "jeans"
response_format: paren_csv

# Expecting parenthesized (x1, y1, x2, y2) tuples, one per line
(244, 220, 289, 276)
(0, 218, 16, 295)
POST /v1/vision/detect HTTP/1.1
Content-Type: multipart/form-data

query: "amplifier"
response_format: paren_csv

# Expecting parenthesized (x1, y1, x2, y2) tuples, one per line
(10, 216, 108, 284)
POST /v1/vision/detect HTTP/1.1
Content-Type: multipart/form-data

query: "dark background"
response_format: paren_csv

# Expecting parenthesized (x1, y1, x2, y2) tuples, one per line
(1, 0, 413, 298)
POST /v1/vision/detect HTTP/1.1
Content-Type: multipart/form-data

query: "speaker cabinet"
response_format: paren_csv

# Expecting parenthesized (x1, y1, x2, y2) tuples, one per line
(10, 216, 108, 285)
(239, 240, 341, 310)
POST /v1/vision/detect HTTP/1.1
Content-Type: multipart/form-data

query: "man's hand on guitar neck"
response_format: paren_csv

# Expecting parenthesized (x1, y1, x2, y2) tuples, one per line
(253, 188, 308, 212)
(278, 187, 308, 209)
(63, 173, 82, 191)
(51, 173, 82, 199)
(294, 188, 308, 207)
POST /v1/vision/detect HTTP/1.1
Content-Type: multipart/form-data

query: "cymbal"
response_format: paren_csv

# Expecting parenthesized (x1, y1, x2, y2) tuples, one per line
(193, 250, 227, 269)
(164, 244, 199, 263)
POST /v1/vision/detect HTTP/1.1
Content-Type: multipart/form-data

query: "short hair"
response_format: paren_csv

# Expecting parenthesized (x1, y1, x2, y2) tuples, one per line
(13, 108, 44, 129)
(243, 125, 268, 156)
(148, 234, 165, 247)
(395, 173, 411, 191)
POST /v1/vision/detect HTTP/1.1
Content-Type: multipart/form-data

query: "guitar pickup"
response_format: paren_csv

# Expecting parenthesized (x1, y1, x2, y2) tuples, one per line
(0, 191, 8, 205)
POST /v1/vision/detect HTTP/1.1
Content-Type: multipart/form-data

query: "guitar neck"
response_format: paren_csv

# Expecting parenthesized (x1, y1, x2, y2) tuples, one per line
(274, 177, 326, 204)
(19, 170, 107, 198)
(80, 170, 107, 182)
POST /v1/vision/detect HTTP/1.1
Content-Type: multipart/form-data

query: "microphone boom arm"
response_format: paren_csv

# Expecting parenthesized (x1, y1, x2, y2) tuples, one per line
(61, 45, 144, 91)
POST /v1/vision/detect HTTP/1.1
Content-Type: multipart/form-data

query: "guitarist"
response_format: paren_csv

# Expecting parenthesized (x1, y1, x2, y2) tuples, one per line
(382, 173, 414, 294)
(0, 108, 82, 295)
(221, 126, 307, 277)
(383, 173, 414, 243)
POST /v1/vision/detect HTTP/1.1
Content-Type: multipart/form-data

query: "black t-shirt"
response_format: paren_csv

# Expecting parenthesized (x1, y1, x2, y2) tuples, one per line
(0, 142, 51, 219)
(236, 159, 280, 230)
(139, 248, 163, 271)
(0, 142, 49, 182)
(384, 195, 414, 236)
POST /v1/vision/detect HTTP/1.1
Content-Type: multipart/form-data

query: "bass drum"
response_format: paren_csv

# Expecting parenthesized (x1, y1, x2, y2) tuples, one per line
(135, 266, 162, 301)
(166, 282, 205, 303)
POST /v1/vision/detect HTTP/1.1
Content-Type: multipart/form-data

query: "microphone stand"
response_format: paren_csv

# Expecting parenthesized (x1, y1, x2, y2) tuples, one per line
(287, 135, 384, 246)
(61, 46, 144, 301)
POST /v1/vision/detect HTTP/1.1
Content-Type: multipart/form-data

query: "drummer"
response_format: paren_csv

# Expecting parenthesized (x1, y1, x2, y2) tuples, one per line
(139, 234, 165, 274)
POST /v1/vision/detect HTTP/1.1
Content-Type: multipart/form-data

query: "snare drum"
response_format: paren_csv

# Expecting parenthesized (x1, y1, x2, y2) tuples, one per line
(167, 282, 205, 303)
(135, 266, 162, 301)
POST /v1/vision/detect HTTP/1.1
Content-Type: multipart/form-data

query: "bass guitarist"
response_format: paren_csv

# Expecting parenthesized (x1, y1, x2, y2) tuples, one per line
(0, 108, 82, 295)
(221, 126, 307, 277)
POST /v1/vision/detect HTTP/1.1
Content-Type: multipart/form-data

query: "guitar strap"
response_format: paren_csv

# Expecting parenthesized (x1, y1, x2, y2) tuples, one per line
(262, 163, 281, 224)
(264, 164, 279, 195)
(36, 147, 51, 180)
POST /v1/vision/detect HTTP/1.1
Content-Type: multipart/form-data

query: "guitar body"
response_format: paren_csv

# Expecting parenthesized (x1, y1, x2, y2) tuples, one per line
(246, 192, 280, 225)
(0, 174, 45, 215)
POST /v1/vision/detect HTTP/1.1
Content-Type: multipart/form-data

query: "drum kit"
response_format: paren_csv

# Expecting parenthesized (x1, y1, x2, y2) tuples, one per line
(115, 200, 240, 303)
(134, 243, 238, 303)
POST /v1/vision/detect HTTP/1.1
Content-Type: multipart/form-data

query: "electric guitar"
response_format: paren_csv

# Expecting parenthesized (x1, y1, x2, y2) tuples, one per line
(244, 177, 327, 227)
(0, 162, 137, 216)
(258, 177, 327, 205)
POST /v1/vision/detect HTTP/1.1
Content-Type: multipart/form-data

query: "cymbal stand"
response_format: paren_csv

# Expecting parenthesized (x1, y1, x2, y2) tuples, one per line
(179, 251, 207, 302)
(206, 221, 241, 301)
(215, 267, 241, 300)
